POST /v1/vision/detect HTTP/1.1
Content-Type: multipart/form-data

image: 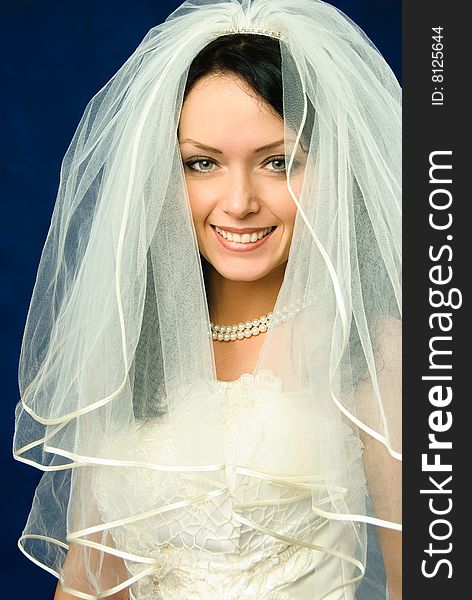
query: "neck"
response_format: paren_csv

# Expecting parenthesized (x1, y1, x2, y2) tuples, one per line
(204, 260, 286, 325)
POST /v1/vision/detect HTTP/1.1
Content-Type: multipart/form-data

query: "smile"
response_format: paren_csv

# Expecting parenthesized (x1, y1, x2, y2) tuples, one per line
(211, 225, 276, 253)
(214, 226, 274, 244)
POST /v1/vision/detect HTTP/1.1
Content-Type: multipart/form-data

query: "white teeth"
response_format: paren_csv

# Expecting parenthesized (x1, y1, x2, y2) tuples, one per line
(215, 226, 273, 244)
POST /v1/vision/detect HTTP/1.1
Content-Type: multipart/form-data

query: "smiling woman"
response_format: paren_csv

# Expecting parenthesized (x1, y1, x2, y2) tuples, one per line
(180, 72, 301, 379)
(180, 73, 299, 280)
(13, 2, 401, 599)
(177, 37, 309, 379)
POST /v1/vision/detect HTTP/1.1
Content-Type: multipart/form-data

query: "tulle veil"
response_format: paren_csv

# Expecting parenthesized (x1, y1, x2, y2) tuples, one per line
(14, 1, 401, 597)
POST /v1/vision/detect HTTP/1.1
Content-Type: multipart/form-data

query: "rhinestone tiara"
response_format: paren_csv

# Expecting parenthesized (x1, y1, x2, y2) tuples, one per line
(220, 26, 284, 40)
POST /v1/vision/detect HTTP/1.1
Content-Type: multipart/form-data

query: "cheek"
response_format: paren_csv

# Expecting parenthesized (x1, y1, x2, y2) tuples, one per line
(276, 194, 298, 235)
(186, 183, 209, 230)
(282, 170, 304, 233)
(185, 183, 214, 260)
(286, 202, 298, 229)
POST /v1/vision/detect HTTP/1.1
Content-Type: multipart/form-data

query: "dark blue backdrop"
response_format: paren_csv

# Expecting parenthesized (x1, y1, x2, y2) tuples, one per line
(0, 0, 400, 595)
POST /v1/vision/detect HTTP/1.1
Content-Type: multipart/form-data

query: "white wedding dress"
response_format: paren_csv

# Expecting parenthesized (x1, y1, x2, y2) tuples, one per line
(93, 370, 366, 600)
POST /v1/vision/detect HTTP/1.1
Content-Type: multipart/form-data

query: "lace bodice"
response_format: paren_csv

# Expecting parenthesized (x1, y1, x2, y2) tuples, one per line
(92, 370, 366, 599)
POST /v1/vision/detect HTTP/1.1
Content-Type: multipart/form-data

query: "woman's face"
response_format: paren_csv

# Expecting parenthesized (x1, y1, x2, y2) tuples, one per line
(178, 73, 305, 282)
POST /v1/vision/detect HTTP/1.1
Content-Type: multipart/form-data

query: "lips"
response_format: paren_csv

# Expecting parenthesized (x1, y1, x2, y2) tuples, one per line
(214, 225, 274, 244)
(211, 225, 276, 253)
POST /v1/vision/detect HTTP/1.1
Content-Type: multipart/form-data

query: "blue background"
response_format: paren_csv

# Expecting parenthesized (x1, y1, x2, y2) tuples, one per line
(0, 0, 400, 595)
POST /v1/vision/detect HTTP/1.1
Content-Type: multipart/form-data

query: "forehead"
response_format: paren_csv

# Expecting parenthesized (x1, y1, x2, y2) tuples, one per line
(178, 73, 284, 143)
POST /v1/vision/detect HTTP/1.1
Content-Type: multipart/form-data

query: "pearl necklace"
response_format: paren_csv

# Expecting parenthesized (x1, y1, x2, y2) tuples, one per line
(210, 298, 308, 342)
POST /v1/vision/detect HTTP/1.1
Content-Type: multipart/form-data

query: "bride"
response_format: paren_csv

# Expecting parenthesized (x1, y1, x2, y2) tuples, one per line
(14, 1, 402, 599)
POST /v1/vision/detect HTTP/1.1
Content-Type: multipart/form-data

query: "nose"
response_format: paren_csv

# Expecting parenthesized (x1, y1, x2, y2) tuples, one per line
(221, 168, 261, 219)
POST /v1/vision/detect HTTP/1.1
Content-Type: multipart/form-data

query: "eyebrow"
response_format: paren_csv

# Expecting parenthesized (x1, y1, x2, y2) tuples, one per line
(179, 138, 286, 154)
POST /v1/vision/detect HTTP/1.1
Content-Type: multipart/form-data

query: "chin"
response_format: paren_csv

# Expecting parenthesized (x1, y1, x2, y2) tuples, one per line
(220, 271, 270, 283)
(209, 259, 282, 283)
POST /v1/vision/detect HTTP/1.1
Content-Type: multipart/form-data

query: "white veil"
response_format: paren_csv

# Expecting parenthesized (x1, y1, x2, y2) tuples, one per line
(14, 0, 401, 597)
